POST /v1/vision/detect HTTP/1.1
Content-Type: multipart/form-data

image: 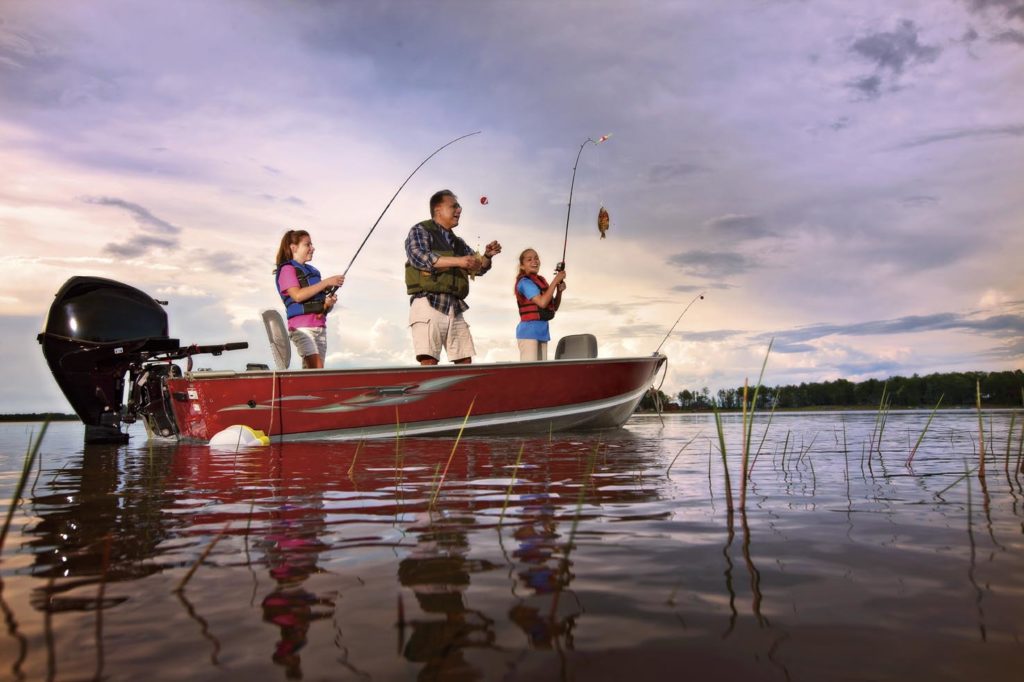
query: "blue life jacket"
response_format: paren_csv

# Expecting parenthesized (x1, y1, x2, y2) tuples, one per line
(276, 260, 325, 318)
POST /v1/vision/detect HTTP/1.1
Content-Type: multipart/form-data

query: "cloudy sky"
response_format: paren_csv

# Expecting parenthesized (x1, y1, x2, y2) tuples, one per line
(2, 0, 1022, 412)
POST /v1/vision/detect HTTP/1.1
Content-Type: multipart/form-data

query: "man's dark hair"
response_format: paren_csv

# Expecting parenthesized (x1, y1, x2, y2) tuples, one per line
(429, 189, 455, 217)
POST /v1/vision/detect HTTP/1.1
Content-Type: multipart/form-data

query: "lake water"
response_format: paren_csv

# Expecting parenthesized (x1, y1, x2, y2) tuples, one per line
(1, 411, 1022, 681)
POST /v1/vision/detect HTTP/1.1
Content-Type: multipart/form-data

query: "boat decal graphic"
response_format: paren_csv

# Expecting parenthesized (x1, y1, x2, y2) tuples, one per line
(219, 404, 272, 412)
(217, 394, 320, 413)
(300, 374, 484, 414)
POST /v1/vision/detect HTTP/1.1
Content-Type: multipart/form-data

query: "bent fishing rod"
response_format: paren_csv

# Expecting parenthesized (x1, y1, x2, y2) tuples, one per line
(324, 130, 482, 294)
(654, 292, 705, 354)
(557, 134, 609, 272)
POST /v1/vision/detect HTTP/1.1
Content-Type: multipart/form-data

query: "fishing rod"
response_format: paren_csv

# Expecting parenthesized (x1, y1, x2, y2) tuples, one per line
(654, 292, 705, 354)
(557, 134, 610, 271)
(324, 130, 482, 294)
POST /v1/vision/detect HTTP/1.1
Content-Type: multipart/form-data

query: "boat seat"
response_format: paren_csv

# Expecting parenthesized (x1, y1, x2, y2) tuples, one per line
(261, 309, 291, 370)
(555, 333, 597, 360)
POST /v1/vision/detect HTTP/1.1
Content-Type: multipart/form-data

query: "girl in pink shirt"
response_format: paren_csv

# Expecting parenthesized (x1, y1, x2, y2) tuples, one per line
(274, 230, 345, 369)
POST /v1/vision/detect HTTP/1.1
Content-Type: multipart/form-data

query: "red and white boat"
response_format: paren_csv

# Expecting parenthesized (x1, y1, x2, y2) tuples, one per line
(39, 277, 666, 444)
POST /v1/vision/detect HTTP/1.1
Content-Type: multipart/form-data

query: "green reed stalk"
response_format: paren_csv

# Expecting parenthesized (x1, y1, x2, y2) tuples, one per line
(744, 339, 773, 459)
(714, 411, 734, 513)
(1, 420, 49, 554)
(754, 395, 780, 460)
(347, 439, 363, 478)
(877, 384, 891, 454)
(1017, 416, 1024, 477)
(1005, 412, 1016, 478)
(870, 383, 888, 456)
(174, 524, 230, 592)
(550, 443, 599, 621)
(498, 443, 526, 526)
(429, 397, 476, 509)
(936, 465, 977, 497)
(906, 393, 944, 466)
(780, 430, 790, 470)
(666, 432, 703, 478)
(741, 380, 750, 510)
(976, 381, 986, 479)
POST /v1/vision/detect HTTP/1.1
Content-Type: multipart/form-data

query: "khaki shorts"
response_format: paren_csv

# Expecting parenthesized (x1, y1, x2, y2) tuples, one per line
(518, 339, 548, 361)
(409, 297, 475, 362)
(289, 327, 327, 359)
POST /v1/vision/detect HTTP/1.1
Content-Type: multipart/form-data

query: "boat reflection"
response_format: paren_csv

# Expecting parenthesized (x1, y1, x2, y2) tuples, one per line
(20, 432, 659, 679)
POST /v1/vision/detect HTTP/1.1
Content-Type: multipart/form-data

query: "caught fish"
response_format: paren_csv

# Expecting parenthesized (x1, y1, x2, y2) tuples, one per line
(597, 206, 609, 239)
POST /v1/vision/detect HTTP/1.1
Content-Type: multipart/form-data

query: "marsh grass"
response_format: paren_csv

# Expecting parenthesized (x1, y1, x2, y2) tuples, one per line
(906, 394, 944, 467)
(174, 524, 230, 593)
(976, 381, 986, 479)
(713, 411, 734, 512)
(740, 340, 773, 508)
(1, 420, 49, 555)
(666, 431, 703, 478)
(347, 439, 363, 478)
(550, 443, 599, 620)
(1003, 412, 1015, 479)
(429, 397, 476, 509)
(869, 383, 891, 459)
(498, 443, 525, 526)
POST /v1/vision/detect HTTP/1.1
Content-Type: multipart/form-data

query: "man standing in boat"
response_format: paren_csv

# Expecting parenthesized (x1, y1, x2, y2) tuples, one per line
(405, 189, 502, 365)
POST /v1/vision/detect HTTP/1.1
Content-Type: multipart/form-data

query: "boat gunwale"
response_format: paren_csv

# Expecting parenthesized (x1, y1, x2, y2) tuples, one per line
(182, 354, 666, 381)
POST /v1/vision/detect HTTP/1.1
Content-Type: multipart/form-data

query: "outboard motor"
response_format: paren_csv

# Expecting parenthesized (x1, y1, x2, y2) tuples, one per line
(38, 276, 246, 444)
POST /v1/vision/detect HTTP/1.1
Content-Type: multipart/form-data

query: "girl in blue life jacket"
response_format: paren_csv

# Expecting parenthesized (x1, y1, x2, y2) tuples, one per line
(274, 229, 345, 369)
(514, 248, 566, 361)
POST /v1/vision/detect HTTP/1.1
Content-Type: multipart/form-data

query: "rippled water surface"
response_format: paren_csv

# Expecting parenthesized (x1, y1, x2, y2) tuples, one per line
(1, 411, 1023, 681)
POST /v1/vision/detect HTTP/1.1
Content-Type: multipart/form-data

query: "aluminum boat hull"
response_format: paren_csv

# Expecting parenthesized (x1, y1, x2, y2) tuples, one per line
(166, 356, 666, 443)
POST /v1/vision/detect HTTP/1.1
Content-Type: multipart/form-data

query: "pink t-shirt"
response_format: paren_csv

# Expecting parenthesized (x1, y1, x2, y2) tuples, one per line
(278, 264, 326, 331)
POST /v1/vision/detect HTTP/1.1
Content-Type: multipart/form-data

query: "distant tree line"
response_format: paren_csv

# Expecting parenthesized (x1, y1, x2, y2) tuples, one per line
(640, 370, 1024, 411)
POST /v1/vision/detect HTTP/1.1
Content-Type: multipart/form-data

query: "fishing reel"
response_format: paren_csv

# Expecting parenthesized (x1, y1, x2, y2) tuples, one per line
(554, 261, 565, 273)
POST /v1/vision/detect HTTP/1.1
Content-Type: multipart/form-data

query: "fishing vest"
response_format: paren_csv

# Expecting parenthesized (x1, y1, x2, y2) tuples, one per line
(405, 220, 470, 299)
(277, 260, 326, 318)
(515, 273, 555, 322)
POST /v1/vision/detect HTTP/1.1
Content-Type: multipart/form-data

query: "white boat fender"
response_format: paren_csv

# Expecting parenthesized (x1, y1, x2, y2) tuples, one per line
(208, 424, 270, 448)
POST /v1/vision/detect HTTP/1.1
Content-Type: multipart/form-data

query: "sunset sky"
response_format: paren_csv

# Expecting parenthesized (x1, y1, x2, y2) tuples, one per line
(3, 0, 1022, 412)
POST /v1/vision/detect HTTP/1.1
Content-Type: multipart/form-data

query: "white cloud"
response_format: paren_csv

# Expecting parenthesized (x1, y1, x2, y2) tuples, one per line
(2, 0, 1021, 411)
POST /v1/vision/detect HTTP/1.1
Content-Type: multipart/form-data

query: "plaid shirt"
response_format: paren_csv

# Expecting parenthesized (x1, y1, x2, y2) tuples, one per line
(405, 221, 492, 314)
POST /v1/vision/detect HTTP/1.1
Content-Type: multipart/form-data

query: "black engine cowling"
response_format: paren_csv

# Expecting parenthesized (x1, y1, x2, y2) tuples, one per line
(38, 277, 180, 443)
(39, 277, 249, 444)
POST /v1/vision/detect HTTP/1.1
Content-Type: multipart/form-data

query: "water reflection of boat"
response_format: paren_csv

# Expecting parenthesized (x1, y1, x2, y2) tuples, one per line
(39, 276, 666, 444)
(17, 434, 662, 679)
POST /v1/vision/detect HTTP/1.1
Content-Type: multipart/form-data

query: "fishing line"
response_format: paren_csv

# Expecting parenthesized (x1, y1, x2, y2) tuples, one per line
(654, 292, 705, 354)
(327, 130, 482, 291)
(559, 134, 610, 270)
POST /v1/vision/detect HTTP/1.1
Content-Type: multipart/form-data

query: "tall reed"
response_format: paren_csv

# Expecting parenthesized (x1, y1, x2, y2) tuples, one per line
(906, 393, 944, 466)
(869, 383, 890, 457)
(1, 420, 49, 555)
(174, 524, 230, 592)
(1004, 412, 1015, 479)
(714, 411, 734, 513)
(498, 443, 525, 526)
(550, 443, 599, 620)
(429, 397, 476, 509)
(976, 381, 986, 479)
(347, 439, 363, 478)
(666, 432, 703, 478)
(741, 381, 750, 510)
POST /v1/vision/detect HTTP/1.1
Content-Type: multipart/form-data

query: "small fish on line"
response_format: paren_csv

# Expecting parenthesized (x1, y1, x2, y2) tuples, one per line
(597, 206, 609, 239)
